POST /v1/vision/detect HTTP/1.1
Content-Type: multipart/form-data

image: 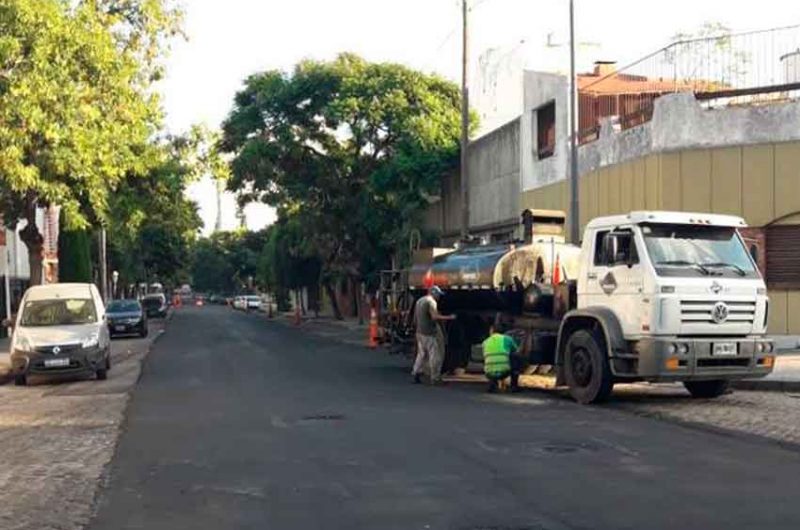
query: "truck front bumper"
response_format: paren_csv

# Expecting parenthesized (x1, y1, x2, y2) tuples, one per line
(617, 337, 775, 382)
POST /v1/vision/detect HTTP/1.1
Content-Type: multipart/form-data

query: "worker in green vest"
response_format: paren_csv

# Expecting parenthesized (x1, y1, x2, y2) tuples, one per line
(482, 315, 523, 393)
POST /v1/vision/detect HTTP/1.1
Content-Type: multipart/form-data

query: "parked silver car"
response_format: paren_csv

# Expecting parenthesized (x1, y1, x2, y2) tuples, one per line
(7, 283, 111, 386)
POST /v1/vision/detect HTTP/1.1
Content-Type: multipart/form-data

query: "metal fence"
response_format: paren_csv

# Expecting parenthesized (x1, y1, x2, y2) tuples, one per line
(578, 24, 800, 144)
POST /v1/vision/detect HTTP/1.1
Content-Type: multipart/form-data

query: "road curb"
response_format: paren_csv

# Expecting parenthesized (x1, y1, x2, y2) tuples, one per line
(732, 379, 800, 392)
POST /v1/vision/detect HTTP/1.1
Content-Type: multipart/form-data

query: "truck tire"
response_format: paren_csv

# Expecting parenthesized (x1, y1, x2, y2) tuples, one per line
(683, 380, 730, 399)
(564, 329, 614, 404)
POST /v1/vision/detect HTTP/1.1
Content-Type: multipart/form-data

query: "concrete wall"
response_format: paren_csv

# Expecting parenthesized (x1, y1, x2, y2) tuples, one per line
(467, 118, 520, 230)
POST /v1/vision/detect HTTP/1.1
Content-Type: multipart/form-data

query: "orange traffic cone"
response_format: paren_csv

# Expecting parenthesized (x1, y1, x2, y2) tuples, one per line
(552, 253, 562, 285)
(368, 307, 379, 348)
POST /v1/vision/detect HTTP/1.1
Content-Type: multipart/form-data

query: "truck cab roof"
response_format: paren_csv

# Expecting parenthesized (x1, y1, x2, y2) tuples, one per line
(586, 211, 748, 230)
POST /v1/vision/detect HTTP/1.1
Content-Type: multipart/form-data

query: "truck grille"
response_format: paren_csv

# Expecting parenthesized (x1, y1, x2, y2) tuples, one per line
(680, 300, 756, 324)
(34, 344, 82, 355)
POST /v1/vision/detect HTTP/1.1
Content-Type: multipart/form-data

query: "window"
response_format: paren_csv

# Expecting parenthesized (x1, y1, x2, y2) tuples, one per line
(536, 100, 556, 160)
(642, 223, 757, 278)
(766, 225, 800, 288)
(594, 229, 639, 267)
(593, 230, 609, 266)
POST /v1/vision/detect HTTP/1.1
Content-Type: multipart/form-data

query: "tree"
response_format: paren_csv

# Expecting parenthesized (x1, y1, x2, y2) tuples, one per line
(107, 138, 202, 291)
(222, 54, 463, 318)
(189, 229, 270, 295)
(58, 216, 92, 283)
(0, 0, 180, 284)
(191, 236, 237, 294)
(257, 215, 321, 313)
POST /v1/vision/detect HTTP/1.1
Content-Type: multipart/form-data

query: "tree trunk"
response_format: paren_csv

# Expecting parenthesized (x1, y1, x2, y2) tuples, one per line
(19, 198, 44, 287)
(323, 280, 343, 320)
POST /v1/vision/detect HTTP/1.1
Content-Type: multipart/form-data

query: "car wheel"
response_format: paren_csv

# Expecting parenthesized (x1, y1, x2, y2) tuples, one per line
(683, 380, 730, 398)
(14, 374, 27, 386)
(564, 329, 614, 404)
(97, 355, 109, 380)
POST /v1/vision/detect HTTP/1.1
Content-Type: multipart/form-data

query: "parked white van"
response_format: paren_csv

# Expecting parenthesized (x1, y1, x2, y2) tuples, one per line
(7, 283, 111, 386)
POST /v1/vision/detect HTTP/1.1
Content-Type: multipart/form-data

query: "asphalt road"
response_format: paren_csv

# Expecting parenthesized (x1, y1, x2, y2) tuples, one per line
(89, 306, 800, 530)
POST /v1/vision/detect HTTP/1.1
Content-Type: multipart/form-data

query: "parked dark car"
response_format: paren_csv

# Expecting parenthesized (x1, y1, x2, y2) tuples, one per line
(107, 299, 148, 338)
(141, 294, 168, 318)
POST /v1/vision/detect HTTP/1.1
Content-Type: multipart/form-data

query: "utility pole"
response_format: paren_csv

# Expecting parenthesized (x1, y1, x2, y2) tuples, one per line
(99, 228, 108, 302)
(214, 178, 224, 232)
(460, 0, 470, 239)
(568, 0, 580, 244)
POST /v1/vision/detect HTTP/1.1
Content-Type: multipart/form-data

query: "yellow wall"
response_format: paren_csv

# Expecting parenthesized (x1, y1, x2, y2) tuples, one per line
(521, 141, 800, 334)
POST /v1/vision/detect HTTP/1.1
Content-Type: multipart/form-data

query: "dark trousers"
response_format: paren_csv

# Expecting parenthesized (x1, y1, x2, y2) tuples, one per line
(487, 354, 524, 392)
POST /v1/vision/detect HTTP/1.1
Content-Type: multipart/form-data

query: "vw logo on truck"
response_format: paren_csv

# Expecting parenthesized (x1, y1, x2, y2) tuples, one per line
(712, 301, 729, 324)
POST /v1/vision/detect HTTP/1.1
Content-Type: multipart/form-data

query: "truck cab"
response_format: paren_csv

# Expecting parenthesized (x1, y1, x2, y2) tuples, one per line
(560, 211, 774, 403)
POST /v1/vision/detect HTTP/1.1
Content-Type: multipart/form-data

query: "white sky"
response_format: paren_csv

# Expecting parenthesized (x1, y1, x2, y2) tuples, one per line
(159, 0, 799, 235)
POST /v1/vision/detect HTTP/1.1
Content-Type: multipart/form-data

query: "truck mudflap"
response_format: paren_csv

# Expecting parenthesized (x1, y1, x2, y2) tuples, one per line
(622, 337, 776, 381)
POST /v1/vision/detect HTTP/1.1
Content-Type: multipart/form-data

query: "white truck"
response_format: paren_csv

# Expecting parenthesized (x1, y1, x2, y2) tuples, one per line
(380, 210, 775, 403)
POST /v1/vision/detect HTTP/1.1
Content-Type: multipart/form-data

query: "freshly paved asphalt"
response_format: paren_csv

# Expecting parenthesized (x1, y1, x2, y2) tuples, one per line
(89, 306, 800, 530)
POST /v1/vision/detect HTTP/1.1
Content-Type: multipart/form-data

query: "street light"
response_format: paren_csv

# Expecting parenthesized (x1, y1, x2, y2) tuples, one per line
(111, 270, 119, 300)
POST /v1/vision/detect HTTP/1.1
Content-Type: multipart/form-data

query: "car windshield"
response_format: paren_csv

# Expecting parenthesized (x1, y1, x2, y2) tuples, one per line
(20, 298, 97, 327)
(641, 223, 758, 278)
(107, 300, 140, 313)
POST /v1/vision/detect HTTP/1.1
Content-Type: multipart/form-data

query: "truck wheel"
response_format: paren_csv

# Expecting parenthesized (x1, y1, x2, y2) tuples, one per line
(564, 329, 613, 404)
(683, 380, 730, 398)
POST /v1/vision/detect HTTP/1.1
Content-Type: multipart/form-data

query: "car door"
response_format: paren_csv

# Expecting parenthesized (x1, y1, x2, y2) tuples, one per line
(581, 226, 645, 337)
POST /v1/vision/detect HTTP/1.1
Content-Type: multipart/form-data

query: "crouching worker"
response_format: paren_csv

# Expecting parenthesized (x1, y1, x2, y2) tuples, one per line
(482, 315, 524, 393)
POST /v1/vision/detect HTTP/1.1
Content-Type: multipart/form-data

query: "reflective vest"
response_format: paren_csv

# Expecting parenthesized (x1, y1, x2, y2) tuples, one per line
(482, 333, 517, 377)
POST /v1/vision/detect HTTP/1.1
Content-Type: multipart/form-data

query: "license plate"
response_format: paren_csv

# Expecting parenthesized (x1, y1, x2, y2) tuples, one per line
(713, 342, 737, 356)
(115, 325, 126, 331)
(44, 358, 70, 368)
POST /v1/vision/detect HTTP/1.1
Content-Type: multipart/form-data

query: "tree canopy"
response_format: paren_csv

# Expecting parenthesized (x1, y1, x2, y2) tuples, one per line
(221, 54, 463, 315)
(107, 137, 202, 290)
(0, 0, 181, 284)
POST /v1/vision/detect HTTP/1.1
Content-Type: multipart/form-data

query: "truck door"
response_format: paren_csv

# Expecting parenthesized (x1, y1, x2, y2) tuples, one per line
(581, 227, 645, 336)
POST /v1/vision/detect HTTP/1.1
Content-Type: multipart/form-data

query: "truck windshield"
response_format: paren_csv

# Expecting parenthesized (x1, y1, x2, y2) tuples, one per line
(640, 223, 758, 278)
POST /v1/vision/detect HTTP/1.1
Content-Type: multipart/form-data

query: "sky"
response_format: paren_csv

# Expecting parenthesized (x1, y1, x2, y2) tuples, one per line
(158, 0, 799, 235)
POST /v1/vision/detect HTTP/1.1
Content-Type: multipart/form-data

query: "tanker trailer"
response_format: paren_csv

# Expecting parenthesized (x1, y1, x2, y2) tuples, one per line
(382, 210, 581, 373)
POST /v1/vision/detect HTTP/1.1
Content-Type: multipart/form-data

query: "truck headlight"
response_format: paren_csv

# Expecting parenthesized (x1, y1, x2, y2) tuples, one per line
(82, 333, 99, 349)
(677, 343, 689, 355)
